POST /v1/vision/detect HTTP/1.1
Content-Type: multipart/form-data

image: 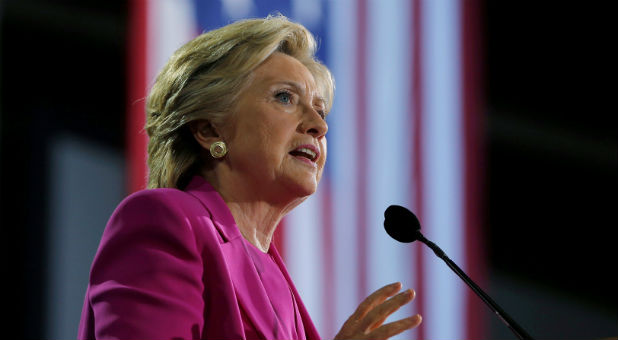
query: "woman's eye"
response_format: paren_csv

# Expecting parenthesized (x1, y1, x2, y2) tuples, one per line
(275, 91, 292, 104)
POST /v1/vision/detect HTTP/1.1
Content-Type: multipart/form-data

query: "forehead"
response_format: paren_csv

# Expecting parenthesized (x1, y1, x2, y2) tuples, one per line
(251, 53, 320, 96)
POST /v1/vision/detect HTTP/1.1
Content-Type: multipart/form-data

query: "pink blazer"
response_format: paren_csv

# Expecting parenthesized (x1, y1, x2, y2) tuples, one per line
(78, 176, 320, 340)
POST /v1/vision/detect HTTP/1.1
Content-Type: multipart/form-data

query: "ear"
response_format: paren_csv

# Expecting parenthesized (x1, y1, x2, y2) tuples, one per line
(190, 119, 221, 150)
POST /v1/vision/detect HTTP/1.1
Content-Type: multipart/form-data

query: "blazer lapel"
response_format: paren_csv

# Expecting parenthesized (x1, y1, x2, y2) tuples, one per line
(270, 245, 321, 340)
(185, 176, 287, 340)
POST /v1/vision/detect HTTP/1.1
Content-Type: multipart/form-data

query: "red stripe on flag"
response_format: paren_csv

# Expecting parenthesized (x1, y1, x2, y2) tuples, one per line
(411, 1, 425, 339)
(461, 0, 487, 338)
(126, 0, 149, 193)
(356, 0, 368, 302)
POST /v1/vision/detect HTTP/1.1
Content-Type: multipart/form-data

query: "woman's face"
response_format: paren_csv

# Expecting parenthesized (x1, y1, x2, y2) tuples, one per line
(220, 52, 328, 202)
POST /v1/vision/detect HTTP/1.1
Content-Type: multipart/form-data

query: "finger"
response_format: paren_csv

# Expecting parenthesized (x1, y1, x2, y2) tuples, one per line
(361, 289, 415, 331)
(350, 282, 402, 321)
(368, 314, 422, 340)
(362, 289, 414, 331)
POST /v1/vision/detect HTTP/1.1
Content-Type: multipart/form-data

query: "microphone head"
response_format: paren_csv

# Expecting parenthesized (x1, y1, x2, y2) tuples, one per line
(384, 205, 422, 243)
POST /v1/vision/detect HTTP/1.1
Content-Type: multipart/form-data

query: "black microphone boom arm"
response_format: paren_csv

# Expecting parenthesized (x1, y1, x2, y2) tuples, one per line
(383, 205, 534, 340)
(415, 232, 534, 340)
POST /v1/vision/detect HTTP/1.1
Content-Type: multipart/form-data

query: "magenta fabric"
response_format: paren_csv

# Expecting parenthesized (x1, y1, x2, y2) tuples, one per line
(241, 240, 305, 340)
(78, 176, 320, 340)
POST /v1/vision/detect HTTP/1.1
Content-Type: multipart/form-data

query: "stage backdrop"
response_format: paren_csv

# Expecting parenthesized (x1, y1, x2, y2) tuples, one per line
(127, 1, 484, 339)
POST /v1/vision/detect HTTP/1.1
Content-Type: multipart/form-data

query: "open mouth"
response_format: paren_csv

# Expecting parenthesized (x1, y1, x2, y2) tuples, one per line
(289, 145, 319, 162)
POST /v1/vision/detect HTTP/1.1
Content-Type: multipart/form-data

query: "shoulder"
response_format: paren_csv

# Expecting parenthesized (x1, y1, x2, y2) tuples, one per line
(110, 187, 206, 223)
(102, 187, 218, 246)
(89, 186, 226, 279)
(118, 187, 199, 210)
(98, 180, 231, 256)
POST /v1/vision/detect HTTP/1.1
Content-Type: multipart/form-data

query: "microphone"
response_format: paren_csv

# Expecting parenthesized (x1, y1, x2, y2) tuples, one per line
(384, 205, 534, 340)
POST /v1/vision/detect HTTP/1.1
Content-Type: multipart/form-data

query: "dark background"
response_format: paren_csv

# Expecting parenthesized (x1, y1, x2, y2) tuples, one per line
(486, 1, 614, 304)
(1, 1, 615, 338)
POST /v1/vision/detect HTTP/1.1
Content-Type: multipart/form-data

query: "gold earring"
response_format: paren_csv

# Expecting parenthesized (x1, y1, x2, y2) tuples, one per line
(209, 141, 227, 158)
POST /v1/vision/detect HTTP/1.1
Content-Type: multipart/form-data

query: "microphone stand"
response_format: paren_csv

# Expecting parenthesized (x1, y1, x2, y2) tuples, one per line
(416, 232, 534, 340)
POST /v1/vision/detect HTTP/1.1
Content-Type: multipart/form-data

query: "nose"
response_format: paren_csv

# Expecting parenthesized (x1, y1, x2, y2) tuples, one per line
(300, 106, 328, 138)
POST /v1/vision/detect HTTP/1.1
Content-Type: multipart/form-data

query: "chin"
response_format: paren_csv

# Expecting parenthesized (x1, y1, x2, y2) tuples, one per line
(294, 182, 318, 198)
(282, 178, 319, 200)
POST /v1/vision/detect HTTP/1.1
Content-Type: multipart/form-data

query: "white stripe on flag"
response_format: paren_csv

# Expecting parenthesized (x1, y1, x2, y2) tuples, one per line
(365, 0, 415, 339)
(147, 0, 197, 86)
(421, 0, 465, 339)
(326, 0, 360, 337)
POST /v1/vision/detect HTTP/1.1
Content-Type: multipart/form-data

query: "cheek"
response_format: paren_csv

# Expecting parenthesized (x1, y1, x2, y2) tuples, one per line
(245, 118, 277, 147)
(250, 120, 294, 163)
(268, 118, 298, 149)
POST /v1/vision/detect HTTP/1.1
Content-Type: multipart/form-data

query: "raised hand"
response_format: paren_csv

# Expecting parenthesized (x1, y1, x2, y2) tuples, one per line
(334, 282, 422, 340)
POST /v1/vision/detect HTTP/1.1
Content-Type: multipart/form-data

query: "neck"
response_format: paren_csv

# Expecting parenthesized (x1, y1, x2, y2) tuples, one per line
(226, 201, 284, 253)
(200, 170, 305, 253)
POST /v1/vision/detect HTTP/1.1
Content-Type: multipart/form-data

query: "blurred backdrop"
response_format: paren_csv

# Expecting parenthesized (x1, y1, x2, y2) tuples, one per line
(0, 0, 615, 339)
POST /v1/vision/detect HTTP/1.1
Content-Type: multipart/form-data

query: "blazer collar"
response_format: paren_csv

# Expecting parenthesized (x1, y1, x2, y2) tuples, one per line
(184, 175, 241, 243)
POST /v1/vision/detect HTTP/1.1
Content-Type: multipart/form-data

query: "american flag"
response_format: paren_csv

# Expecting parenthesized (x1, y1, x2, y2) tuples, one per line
(127, 1, 485, 339)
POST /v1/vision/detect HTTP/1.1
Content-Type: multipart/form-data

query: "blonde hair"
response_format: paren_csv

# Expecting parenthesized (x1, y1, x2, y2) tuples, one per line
(145, 15, 334, 189)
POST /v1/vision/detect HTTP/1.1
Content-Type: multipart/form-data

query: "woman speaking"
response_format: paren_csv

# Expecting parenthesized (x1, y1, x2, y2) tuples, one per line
(78, 15, 421, 340)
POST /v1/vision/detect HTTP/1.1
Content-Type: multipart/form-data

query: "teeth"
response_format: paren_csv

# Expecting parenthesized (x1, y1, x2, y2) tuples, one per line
(296, 147, 316, 160)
